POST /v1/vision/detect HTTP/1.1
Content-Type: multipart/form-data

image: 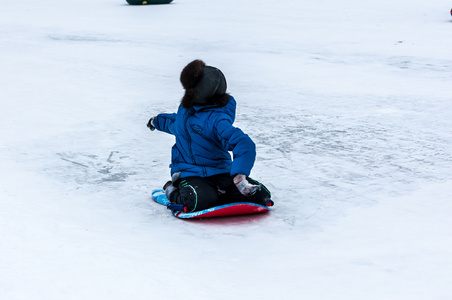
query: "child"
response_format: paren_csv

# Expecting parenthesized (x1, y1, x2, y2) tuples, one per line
(147, 60, 272, 212)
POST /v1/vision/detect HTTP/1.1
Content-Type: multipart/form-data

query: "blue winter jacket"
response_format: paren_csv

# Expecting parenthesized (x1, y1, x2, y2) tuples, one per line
(154, 96, 256, 179)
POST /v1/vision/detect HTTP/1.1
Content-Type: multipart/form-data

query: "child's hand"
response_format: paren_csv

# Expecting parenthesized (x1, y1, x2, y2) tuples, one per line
(233, 174, 261, 196)
(147, 117, 156, 131)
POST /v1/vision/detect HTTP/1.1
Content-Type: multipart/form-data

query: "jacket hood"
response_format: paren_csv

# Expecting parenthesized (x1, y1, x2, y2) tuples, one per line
(193, 95, 236, 123)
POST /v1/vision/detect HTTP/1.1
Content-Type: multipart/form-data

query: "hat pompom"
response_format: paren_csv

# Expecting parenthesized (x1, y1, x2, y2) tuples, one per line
(180, 60, 205, 90)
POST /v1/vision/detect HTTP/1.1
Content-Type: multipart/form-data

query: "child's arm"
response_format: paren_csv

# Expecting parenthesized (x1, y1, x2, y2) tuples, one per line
(148, 113, 177, 135)
(214, 118, 256, 176)
(214, 119, 262, 196)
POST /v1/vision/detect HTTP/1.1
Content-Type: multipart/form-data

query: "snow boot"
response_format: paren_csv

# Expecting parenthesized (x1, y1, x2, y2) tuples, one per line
(163, 172, 181, 200)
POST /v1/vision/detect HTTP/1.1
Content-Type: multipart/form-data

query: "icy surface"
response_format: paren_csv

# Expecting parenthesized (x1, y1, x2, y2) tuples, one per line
(1, 0, 452, 299)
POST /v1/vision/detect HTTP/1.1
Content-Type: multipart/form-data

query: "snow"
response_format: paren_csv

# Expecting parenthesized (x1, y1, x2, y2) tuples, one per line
(1, 0, 452, 299)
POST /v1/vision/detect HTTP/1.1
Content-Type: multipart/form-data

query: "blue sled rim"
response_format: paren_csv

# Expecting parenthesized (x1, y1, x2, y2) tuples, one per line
(173, 202, 270, 219)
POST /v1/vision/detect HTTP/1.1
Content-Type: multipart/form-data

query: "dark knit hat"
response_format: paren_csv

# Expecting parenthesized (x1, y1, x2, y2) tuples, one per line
(180, 60, 228, 109)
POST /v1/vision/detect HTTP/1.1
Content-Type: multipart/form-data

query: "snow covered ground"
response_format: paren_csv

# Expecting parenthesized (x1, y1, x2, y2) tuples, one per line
(1, 0, 452, 299)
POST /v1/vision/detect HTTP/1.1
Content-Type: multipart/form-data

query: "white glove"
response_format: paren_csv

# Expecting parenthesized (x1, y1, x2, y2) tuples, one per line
(233, 174, 261, 196)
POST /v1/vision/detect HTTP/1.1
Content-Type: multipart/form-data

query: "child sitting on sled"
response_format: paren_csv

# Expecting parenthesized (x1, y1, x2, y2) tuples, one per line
(147, 59, 272, 212)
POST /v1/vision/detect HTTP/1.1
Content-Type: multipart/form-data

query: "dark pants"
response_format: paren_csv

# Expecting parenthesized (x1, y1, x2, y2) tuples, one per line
(168, 173, 272, 212)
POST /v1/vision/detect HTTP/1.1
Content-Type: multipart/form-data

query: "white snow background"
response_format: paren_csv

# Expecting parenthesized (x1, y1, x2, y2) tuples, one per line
(1, 0, 452, 299)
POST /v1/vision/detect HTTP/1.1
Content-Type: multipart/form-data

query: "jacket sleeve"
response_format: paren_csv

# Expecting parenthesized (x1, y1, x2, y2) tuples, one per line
(154, 113, 176, 135)
(215, 118, 256, 176)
